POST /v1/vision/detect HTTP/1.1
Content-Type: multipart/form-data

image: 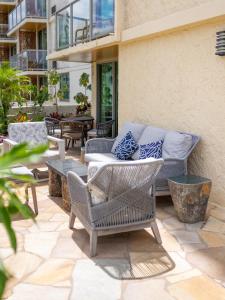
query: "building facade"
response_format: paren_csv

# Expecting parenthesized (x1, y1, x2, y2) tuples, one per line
(49, 0, 225, 210)
(0, 0, 91, 106)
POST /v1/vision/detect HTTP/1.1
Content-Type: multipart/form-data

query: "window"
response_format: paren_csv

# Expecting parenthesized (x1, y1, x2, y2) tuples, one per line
(60, 73, 70, 101)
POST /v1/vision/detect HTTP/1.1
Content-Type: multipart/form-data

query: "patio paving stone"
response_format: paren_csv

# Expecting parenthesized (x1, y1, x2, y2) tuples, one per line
(168, 275, 225, 300)
(199, 230, 225, 247)
(123, 279, 175, 300)
(209, 206, 225, 222)
(70, 259, 122, 300)
(2, 176, 225, 300)
(4, 252, 42, 280)
(163, 217, 186, 231)
(187, 246, 225, 281)
(24, 232, 59, 258)
(7, 284, 70, 300)
(170, 230, 202, 244)
(25, 258, 74, 286)
(202, 216, 225, 234)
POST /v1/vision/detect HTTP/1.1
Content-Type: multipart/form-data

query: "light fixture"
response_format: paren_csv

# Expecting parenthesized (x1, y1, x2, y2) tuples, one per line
(215, 31, 225, 56)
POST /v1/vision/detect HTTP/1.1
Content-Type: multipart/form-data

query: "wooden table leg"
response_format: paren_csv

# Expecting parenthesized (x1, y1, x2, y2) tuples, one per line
(62, 177, 71, 212)
(48, 168, 62, 197)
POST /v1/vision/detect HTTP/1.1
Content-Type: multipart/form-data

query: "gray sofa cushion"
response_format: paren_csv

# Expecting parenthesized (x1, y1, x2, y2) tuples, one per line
(111, 122, 146, 153)
(132, 126, 167, 160)
(162, 131, 193, 159)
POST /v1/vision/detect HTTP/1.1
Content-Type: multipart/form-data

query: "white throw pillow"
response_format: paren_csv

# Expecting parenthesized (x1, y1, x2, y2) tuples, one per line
(162, 131, 193, 159)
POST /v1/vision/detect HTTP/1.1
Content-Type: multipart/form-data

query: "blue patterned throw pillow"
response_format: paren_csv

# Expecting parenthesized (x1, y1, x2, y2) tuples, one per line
(139, 140, 163, 159)
(114, 131, 139, 160)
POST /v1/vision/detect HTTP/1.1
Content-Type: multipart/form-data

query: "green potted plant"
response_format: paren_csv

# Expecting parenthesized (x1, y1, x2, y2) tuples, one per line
(47, 69, 67, 114)
(74, 72, 91, 116)
(0, 62, 31, 134)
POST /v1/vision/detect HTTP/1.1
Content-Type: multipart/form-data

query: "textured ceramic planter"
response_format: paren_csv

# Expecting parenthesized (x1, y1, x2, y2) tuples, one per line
(168, 175, 212, 223)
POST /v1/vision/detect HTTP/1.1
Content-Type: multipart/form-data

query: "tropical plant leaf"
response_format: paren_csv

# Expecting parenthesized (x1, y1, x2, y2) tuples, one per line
(0, 205, 17, 251)
(0, 261, 8, 298)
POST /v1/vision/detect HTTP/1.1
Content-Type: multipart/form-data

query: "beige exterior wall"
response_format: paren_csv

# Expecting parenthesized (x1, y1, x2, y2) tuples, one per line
(123, 0, 213, 29)
(119, 19, 225, 208)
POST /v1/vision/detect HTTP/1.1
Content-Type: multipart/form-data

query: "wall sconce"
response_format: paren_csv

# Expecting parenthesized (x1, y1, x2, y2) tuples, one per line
(215, 31, 225, 56)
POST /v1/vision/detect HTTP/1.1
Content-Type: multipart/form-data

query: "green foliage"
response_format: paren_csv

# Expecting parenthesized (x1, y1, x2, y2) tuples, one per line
(0, 143, 47, 298)
(74, 73, 91, 115)
(0, 62, 31, 134)
(47, 69, 67, 113)
(30, 85, 49, 108)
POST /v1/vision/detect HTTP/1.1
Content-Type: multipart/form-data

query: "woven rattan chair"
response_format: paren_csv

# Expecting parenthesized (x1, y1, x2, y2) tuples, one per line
(68, 158, 164, 257)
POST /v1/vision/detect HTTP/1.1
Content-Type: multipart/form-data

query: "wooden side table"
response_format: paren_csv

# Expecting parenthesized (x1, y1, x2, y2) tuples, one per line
(168, 175, 212, 223)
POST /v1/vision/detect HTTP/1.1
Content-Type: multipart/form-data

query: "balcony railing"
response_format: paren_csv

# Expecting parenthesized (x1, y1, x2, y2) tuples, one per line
(10, 49, 47, 71)
(8, 0, 46, 31)
(0, 0, 15, 2)
(56, 0, 115, 50)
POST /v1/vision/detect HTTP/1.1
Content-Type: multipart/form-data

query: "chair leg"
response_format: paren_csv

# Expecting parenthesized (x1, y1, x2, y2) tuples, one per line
(31, 184, 38, 215)
(151, 220, 162, 244)
(90, 231, 98, 257)
(25, 186, 29, 204)
(69, 212, 76, 229)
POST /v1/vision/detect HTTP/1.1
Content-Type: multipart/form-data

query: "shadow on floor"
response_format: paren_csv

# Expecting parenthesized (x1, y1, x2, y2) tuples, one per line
(71, 227, 175, 280)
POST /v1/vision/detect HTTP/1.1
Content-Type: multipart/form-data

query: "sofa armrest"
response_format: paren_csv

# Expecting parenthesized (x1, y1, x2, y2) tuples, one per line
(3, 139, 18, 153)
(85, 138, 115, 154)
(47, 136, 65, 160)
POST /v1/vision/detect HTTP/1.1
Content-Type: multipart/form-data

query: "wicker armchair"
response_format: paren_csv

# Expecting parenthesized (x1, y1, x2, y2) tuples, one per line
(68, 158, 163, 257)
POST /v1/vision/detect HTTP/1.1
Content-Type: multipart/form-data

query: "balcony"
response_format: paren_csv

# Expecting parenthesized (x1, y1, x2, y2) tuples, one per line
(0, 24, 16, 43)
(56, 0, 115, 50)
(0, 0, 16, 12)
(8, 0, 47, 36)
(10, 49, 47, 72)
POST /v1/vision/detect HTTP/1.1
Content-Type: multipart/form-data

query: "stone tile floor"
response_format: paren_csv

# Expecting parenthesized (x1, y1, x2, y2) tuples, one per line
(1, 156, 225, 299)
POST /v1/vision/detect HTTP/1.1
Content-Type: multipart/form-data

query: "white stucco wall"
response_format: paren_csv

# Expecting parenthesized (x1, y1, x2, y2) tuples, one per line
(119, 19, 225, 208)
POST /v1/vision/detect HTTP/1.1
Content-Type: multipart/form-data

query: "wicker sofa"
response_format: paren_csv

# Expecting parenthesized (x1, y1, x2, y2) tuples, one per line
(85, 122, 200, 196)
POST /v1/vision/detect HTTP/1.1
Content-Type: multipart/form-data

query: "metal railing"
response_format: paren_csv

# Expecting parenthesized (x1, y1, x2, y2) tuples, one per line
(0, 0, 15, 2)
(56, 0, 115, 50)
(10, 49, 47, 71)
(8, 0, 46, 31)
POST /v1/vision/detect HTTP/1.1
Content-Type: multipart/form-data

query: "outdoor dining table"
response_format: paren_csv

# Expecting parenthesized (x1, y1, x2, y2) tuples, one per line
(61, 116, 94, 146)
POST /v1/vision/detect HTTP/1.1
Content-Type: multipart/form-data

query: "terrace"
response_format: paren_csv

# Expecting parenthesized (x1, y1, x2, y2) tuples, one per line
(1, 147, 225, 300)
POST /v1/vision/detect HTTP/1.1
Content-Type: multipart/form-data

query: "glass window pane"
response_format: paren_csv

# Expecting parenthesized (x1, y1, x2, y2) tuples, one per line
(92, 0, 114, 39)
(60, 73, 70, 101)
(21, 0, 26, 19)
(57, 6, 71, 49)
(72, 0, 89, 45)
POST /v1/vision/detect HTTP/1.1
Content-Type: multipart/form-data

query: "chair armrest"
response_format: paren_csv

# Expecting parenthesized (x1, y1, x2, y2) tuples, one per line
(47, 136, 65, 160)
(85, 138, 115, 154)
(3, 139, 18, 153)
(67, 171, 92, 212)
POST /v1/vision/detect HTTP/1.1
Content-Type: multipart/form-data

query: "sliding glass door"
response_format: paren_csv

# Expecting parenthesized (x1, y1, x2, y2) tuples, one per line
(97, 61, 118, 137)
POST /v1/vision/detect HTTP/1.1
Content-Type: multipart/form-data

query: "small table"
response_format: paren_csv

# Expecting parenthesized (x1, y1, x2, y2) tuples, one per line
(168, 175, 212, 223)
(46, 159, 88, 211)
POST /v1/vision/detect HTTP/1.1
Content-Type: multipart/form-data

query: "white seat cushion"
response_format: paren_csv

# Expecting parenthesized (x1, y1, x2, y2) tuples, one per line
(85, 153, 119, 163)
(42, 150, 60, 160)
